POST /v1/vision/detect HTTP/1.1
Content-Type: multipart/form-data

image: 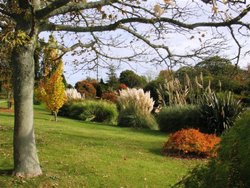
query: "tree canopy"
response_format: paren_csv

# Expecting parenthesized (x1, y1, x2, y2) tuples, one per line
(119, 70, 147, 88)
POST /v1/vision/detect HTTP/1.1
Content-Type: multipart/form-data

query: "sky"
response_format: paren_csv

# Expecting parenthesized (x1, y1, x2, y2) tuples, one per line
(41, 0, 250, 86)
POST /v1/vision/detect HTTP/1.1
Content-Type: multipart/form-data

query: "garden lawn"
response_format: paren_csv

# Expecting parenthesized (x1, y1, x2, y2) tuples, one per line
(0, 105, 203, 188)
(0, 100, 8, 108)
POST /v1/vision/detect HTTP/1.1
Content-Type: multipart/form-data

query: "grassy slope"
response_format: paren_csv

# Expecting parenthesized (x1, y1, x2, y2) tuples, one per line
(0, 100, 8, 108)
(0, 105, 202, 188)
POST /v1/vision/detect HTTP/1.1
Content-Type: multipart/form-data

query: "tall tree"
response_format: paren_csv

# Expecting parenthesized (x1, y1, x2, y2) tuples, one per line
(119, 70, 147, 88)
(0, 0, 249, 177)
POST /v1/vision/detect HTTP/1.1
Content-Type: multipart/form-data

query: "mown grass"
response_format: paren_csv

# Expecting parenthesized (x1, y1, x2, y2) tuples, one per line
(0, 104, 203, 188)
(0, 99, 8, 108)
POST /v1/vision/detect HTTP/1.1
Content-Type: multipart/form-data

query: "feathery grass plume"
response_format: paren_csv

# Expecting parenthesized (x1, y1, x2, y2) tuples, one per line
(117, 88, 157, 129)
(118, 88, 154, 114)
(166, 78, 189, 106)
(65, 88, 83, 100)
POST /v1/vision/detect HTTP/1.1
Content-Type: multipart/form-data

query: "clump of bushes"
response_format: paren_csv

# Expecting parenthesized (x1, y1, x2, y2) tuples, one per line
(157, 105, 201, 133)
(163, 129, 221, 158)
(59, 100, 118, 124)
(117, 88, 158, 130)
(179, 111, 250, 188)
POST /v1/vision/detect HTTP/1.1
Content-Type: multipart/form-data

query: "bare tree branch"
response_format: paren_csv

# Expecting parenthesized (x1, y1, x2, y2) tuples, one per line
(41, 4, 250, 33)
(228, 26, 242, 66)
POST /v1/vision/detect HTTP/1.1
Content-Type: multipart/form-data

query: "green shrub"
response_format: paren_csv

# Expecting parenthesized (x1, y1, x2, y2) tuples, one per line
(91, 101, 118, 122)
(178, 111, 250, 188)
(59, 100, 118, 124)
(118, 107, 158, 130)
(199, 91, 244, 135)
(58, 102, 71, 117)
(157, 105, 201, 133)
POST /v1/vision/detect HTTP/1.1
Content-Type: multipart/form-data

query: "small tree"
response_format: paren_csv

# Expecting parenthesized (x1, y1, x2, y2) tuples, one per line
(37, 36, 67, 121)
(39, 62, 67, 121)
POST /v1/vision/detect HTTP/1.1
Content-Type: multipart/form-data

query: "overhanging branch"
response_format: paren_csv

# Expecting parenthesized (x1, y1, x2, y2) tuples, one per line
(40, 4, 250, 33)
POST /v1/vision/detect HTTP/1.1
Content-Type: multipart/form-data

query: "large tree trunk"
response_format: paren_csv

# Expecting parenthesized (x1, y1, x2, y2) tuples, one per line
(11, 43, 42, 177)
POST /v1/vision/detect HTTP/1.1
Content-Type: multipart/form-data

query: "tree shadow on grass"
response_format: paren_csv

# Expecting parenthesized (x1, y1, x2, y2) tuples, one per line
(0, 169, 13, 176)
(0, 113, 14, 118)
(149, 147, 164, 157)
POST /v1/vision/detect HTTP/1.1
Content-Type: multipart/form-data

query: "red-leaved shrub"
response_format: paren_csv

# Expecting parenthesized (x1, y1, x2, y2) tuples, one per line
(163, 129, 221, 158)
(118, 83, 128, 90)
(102, 92, 118, 103)
(75, 80, 96, 98)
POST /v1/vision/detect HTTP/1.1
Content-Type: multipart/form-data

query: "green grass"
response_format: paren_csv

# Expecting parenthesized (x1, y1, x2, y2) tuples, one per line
(0, 99, 8, 108)
(0, 105, 203, 187)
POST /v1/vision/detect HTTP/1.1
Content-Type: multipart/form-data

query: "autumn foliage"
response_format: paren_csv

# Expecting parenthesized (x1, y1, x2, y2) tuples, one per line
(75, 80, 96, 99)
(101, 91, 118, 103)
(38, 62, 67, 121)
(118, 83, 128, 91)
(163, 129, 221, 158)
(37, 36, 67, 121)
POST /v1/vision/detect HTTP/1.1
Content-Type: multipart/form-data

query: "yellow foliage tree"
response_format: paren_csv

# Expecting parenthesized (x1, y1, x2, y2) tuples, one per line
(38, 36, 67, 121)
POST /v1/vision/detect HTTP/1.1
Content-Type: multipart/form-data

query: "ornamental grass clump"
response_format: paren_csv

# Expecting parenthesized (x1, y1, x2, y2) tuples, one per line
(163, 129, 221, 158)
(65, 88, 83, 100)
(117, 88, 158, 130)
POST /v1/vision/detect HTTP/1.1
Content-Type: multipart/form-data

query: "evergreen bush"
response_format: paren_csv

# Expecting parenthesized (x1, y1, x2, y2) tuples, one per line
(157, 105, 201, 132)
(59, 100, 118, 124)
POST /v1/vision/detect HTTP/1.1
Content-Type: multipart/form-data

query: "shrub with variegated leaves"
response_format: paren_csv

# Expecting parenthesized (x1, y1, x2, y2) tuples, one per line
(117, 88, 158, 129)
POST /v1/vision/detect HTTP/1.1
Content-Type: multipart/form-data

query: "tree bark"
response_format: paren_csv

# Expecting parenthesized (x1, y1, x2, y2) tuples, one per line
(11, 43, 42, 177)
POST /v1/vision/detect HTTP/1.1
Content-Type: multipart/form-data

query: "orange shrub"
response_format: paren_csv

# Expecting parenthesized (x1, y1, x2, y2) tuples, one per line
(102, 91, 118, 103)
(163, 129, 221, 158)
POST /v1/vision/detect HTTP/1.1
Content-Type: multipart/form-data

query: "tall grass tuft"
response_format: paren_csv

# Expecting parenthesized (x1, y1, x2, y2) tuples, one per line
(117, 88, 158, 130)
